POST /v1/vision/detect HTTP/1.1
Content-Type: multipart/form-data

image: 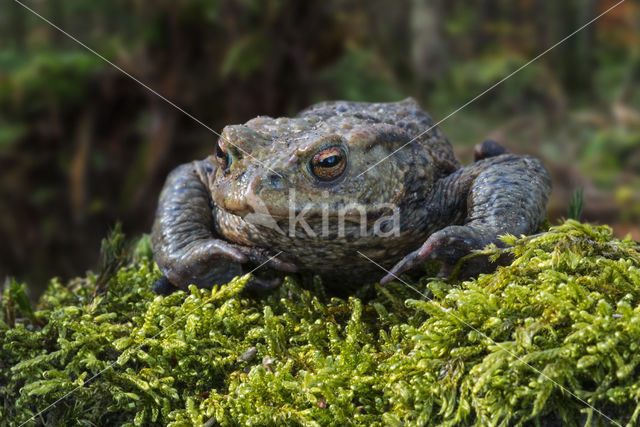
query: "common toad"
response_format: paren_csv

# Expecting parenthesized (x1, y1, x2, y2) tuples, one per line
(151, 98, 551, 293)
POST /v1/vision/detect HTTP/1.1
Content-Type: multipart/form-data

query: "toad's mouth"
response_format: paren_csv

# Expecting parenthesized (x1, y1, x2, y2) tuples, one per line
(219, 201, 401, 223)
(212, 175, 403, 227)
(216, 199, 403, 241)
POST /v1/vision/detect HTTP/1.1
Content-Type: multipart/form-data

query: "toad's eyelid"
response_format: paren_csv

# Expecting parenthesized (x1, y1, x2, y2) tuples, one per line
(295, 134, 344, 156)
(314, 147, 343, 161)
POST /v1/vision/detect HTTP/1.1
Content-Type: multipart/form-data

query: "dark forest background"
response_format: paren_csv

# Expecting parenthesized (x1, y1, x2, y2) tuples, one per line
(1, 0, 639, 293)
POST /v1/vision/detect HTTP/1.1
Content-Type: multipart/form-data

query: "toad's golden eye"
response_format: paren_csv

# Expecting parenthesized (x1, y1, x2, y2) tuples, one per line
(310, 146, 347, 181)
(215, 137, 231, 170)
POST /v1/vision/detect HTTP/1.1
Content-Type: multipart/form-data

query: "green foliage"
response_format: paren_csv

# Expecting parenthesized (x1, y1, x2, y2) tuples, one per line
(0, 50, 102, 113)
(2, 278, 37, 328)
(94, 222, 130, 291)
(568, 187, 585, 221)
(2, 220, 640, 425)
(221, 34, 272, 79)
(314, 47, 405, 103)
(578, 126, 640, 190)
(0, 120, 25, 153)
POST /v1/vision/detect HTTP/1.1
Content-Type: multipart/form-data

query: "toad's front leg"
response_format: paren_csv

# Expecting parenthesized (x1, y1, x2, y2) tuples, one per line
(381, 152, 551, 284)
(151, 160, 296, 294)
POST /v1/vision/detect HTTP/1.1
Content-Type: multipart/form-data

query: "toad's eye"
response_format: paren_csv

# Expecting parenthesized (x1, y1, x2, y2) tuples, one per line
(310, 146, 347, 181)
(215, 137, 231, 170)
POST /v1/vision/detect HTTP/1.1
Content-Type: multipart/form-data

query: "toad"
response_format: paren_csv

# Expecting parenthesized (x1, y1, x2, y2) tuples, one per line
(151, 98, 551, 294)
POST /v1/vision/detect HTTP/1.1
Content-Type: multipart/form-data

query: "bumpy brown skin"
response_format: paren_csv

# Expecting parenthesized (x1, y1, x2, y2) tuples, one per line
(151, 98, 551, 294)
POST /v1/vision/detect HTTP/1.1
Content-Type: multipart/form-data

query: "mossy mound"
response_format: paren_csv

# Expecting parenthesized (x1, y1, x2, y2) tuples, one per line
(2, 220, 640, 426)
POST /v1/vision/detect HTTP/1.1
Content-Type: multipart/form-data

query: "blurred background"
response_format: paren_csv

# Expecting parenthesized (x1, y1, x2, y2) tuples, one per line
(1, 0, 639, 293)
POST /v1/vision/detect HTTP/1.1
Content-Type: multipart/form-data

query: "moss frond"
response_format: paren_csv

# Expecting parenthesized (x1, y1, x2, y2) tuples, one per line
(2, 220, 640, 425)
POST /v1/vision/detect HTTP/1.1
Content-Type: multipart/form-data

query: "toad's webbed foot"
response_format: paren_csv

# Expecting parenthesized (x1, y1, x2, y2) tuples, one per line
(152, 275, 178, 295)
(380, 226, 502, 285)
(381, 150, 551, 285)
(151, 160, 296, 294)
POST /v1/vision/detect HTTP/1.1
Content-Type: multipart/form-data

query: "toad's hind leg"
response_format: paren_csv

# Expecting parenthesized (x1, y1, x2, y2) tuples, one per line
(381, 154, 551, 284)
(151, 161, 247, 293)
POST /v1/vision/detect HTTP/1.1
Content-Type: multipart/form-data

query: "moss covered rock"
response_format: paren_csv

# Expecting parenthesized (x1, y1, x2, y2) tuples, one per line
(2, 220, 640, 426)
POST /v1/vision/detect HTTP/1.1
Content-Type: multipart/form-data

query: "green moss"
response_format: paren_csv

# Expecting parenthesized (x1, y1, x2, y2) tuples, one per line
(2, 221, 640, 426)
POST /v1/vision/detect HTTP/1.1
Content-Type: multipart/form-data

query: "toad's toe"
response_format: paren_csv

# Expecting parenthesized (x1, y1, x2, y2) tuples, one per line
(380, 226, 496, 285)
